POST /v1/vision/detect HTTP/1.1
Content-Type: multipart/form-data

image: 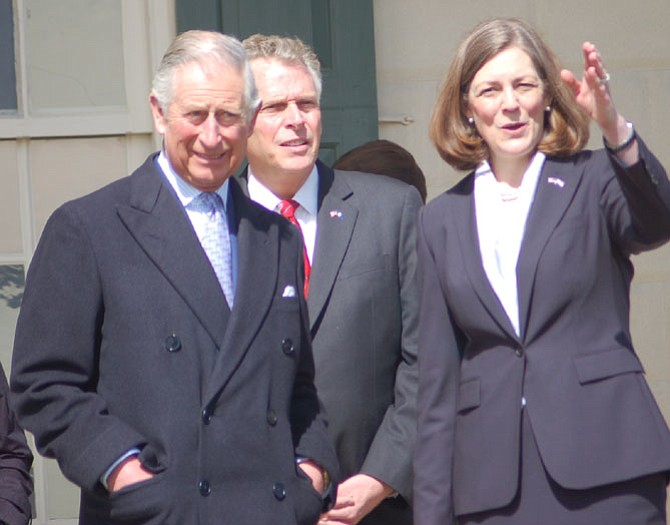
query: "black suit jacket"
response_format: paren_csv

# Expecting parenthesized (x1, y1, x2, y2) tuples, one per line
(11, 154, 337, 525)
(0, 363, 32, 525)
(414, 139, 670, 525)
(242, 161, 422, 524)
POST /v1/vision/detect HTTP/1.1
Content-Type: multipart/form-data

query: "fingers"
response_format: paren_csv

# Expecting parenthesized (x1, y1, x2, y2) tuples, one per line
(320, 506, 358, 525)
(582, 41, 609, 90)
(330, 497, 356, 510)
(318, 516, 349, 525)
(559, 69, 580, 94)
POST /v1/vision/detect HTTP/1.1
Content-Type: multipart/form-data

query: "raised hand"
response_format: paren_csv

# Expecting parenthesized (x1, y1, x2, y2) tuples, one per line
(560, 42, 637, 162)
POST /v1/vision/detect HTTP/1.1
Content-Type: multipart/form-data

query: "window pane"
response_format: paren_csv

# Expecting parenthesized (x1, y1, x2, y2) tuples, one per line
(0, 264, 23, 374)
(26, 0, 126, 113)
(0, 0, 17, 112)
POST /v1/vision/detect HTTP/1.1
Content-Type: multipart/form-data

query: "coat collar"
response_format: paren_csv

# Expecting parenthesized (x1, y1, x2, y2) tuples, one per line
(117, 156, 280, 401)
(117, 155, 231, 346)
(238, 161, 360, 334)
(307, 161, 358, 332)
(452, 156, 584, 342)
(516, 157, 584, 342)
(451, 174, 519, 341)
(205, 178, 279, 401)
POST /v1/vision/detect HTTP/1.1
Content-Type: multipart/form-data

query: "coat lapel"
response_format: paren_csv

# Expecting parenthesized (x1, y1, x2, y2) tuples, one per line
(516, 157, 584, 341)
(204, 179, 279, 402)
(451, 176, 519, 341)
(116, 156, 230, 347)
(307, 163, 358, 333)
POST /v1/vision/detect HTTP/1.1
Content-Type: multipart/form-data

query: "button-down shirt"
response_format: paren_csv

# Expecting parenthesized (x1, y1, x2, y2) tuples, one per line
(247, 166, 319, 264)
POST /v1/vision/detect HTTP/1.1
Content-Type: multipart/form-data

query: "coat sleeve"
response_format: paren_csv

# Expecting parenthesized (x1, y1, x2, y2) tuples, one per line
(603, 136, 670, 253)
(290, 231, 340, 484)
(10, 205, 147, 492)
(359, 184, 422, 501)
(413, 205, 462, 525)
(0, 363, 33, 525)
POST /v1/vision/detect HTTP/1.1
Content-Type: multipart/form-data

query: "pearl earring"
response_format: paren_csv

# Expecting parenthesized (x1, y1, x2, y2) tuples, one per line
(468, 117, 474, 125)
(545, 105, 551, 112)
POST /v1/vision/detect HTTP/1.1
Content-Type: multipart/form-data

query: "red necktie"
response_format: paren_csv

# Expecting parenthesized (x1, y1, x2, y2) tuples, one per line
(278, 199, 310, 297)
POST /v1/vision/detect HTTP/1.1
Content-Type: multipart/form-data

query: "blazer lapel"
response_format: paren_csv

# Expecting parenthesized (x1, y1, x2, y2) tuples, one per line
(204, 179, 279, 402)
(116, 157, 230, 347)
(451, 176, 520, 341)
(307, 163, 358, 333)
(516, 158, 584, 341)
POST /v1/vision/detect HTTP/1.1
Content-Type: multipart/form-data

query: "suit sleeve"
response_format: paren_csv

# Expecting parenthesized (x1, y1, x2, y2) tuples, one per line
(0, 363, 33, 525)
(359, 185, 422, 500)
(10, 205, 147, 492)
(602, 136, 670, 253)
(413, 205, 461, 525)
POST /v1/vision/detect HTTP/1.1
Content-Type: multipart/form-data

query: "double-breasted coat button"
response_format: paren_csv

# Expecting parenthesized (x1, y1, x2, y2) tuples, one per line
(267, 409, 278, 426)
(281, 338, 295, 355)
(199, 480, 211, 496)
(272, 482, 286, 500)
(202, 408, 212, 425)
(165, 334, 181, 352)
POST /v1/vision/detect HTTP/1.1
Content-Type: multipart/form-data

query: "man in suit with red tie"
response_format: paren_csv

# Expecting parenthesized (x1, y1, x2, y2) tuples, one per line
(10, 30, 336, 525)
(241, 34, 421, 525)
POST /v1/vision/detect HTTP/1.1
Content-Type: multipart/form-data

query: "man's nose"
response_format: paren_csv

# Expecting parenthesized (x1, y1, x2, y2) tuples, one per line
(285, 102, 305, 127)
(200, 114, 222, 146)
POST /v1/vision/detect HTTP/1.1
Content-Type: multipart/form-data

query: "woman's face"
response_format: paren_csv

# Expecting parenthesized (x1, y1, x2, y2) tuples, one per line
(467, 46, 548, 171)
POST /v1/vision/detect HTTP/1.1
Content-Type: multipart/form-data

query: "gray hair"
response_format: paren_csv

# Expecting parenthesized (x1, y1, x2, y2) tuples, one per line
(152, 30, 260, 124)
(242, 34, 322, 101)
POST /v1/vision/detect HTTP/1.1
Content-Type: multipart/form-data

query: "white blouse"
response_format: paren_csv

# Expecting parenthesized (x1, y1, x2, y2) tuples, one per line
(474, 152, 546, 336)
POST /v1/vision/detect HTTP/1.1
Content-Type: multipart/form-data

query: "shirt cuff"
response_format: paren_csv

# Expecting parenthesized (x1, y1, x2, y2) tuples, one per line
(295, 456, 333, 511)
(101, 447, 142, 490)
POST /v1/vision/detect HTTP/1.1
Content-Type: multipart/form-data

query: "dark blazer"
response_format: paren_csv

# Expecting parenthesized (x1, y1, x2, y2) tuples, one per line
(414, 139, 670, 525)
(10, 154, 338, 525)
(0, 363, 32, 525)
(241, 160, 421, 524)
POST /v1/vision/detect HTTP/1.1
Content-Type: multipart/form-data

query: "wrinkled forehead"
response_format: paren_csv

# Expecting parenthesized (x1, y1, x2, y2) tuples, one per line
(251, 57, 321, 100)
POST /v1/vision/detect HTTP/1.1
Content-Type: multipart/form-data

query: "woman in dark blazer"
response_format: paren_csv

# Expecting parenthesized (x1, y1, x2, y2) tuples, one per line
(414, 17, 670, 525)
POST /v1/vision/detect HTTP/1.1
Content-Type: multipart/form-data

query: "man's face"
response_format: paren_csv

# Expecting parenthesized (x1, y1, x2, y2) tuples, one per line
(150, 60, 252, 191)
(246, 59, 322, 187)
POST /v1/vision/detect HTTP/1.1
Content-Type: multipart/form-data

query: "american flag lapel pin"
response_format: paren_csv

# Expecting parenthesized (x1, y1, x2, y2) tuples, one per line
(329, 210, 343, 219)
(547, 177, 565, 188)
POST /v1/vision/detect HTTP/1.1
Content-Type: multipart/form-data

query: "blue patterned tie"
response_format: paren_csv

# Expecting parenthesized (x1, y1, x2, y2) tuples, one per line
(193, 192, 234, 307)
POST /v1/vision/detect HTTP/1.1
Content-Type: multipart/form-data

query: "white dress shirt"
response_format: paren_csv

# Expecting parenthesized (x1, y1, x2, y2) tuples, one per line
(474, 152, 545, 336)
(247, 166, 319, 264)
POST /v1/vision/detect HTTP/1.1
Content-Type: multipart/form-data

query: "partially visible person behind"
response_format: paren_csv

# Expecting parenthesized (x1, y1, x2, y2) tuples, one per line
(414, 17, 670, 525)
(241, 34, 421, 525)
(333, 139, 428, 203)
(0, 362, 32, 525)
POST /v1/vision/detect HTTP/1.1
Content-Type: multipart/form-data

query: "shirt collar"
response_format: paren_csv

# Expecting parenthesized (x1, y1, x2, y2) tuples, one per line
(474, 151, 546, 196)
(157, 150, 229, 210)
(247, 164, 319, 216)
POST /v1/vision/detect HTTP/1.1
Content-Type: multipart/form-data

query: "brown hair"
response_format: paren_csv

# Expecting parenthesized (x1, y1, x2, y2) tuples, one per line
(333, 140, 428, 202)
(430, 18, 590, 171)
